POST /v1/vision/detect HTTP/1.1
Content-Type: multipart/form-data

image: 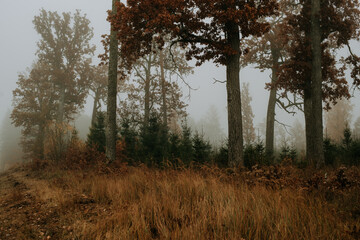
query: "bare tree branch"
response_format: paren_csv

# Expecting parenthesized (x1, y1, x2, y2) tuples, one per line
(167, 42, 198, 99)
(274, 119, 292, 135)
(213, 78, 226, 84)
(276, 92, 304, 114)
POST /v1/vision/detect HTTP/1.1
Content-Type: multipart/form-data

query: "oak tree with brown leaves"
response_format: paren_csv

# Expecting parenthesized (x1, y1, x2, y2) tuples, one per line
(33, 9, 95, 124)
(275, 0, 360, 167)
(111, 0, 277, 166)
(11, 63, 57, 159)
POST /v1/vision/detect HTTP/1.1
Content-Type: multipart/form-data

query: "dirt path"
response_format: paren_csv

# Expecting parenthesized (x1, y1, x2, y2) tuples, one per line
(0, 166, 113, 240)
(0, 167, 69, 240)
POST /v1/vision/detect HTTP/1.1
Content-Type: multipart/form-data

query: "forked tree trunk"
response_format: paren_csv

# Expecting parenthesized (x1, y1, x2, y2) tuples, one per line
(106, 0, 119, 163)
(310, 0, 324, 168)
(159, 50, 168, 127)
(226, 21, 243, 167)
(265, 44, 280, 156)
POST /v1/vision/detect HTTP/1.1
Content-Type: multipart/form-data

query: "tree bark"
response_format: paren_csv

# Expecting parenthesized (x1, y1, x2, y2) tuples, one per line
(159, 49, 168, 127)
(106, 0, 119, 163)
(265, 43, 280, 156)
(310, 0, 325, 168)
(91, 90, 100, 126)
(226, 21, 243, 167)
(304, 86, 315, 165)
(144, 55, 152, 125)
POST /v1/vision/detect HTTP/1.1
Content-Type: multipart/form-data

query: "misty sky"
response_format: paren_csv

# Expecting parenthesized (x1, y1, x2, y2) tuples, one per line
(1, 0, 360, 138)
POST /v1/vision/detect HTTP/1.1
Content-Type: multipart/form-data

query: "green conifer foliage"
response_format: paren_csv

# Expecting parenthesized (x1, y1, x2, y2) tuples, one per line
(192, 132, 212, 164)
(87, 112, 106, 153)
(244, 142, 266, 168)
(279, 145, 297, 163)
(179, 123, 193, 165)
(140, 114, 168, 165)
(341, 127, 360, 165)
(214, 141, 229, 167)
(169, 133, 181, 160)
(120, 119, 138, 163)
(323, 138, 337, 166)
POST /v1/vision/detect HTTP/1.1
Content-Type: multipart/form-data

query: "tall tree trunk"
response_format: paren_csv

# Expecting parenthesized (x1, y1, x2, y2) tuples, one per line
(160, 49, 168, 127)
(265, 44, 280, 156)
(226, 22, 243, 167)
(310, 0, 324, 168)
(91, 90, 100, 126)
(57, 82, 65, 124)
(106, 0, 119, 163)
(304, 86, 315, 165)
(144, 55, 152, 125)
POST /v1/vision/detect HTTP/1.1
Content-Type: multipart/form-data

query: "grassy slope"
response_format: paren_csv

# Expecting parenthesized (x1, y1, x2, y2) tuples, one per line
(0, 164, 359, 240)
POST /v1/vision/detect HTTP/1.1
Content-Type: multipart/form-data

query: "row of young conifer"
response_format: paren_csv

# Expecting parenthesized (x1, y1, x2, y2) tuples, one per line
(84, 112, 360, 168)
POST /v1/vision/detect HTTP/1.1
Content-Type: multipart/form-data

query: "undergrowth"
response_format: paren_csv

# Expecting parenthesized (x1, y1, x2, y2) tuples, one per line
(22, 163, 360, 240)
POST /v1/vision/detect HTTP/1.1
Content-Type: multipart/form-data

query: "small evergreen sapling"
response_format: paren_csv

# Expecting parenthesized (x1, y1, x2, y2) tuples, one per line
(192, 131, 212, 164)
(87, 112, 106, 153)
(179, 122, 194, 165)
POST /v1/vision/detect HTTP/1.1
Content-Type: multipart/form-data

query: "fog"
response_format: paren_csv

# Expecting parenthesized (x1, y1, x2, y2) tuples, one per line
(1, 0, 360, 169)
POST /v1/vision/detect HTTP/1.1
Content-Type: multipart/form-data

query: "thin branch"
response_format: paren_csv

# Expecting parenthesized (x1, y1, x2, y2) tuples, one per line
(276, 92, 304, 114)
(274, 119, 292, 135)
(276, 99, 297, 115)
(347, 43, 356, 58)
(167, 41, 198, 99)
(173, 69, 198, 99)
(213, 78, 226, 84)
(133, 66, 146, 83)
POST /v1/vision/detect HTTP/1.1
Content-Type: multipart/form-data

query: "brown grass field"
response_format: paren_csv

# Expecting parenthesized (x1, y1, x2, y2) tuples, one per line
(0, 163, 359, 240)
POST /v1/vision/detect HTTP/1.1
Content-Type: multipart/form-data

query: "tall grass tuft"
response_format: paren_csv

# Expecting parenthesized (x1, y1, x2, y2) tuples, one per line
(37, 166, 358, 240)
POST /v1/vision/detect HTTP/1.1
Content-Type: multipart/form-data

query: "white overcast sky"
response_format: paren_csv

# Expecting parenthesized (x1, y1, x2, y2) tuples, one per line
(0, 0, 359, 136)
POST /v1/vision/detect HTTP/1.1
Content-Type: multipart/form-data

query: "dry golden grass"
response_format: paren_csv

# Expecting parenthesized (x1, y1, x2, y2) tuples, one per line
(1, 164, 359, 239)
(26, 166, 357, 240)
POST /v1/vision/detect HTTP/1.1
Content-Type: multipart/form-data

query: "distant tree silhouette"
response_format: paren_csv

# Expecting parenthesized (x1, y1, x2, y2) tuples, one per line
(325, 99, 353, 143)
(0, 110, 23, 170)
(11, 62, 57, 159)
(33, 9, 95, 123)
(354, 116, 360, 140)
(241, 83, 256, 146)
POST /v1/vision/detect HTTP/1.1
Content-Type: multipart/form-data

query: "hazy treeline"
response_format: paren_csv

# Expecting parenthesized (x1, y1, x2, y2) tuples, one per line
(0, 110, 23, 171)
(3, 0, 360, 170)
(0, 110, 92, 171)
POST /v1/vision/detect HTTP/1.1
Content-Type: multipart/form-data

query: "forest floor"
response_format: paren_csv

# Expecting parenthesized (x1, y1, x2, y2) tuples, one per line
(0, 163, 359, 240)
